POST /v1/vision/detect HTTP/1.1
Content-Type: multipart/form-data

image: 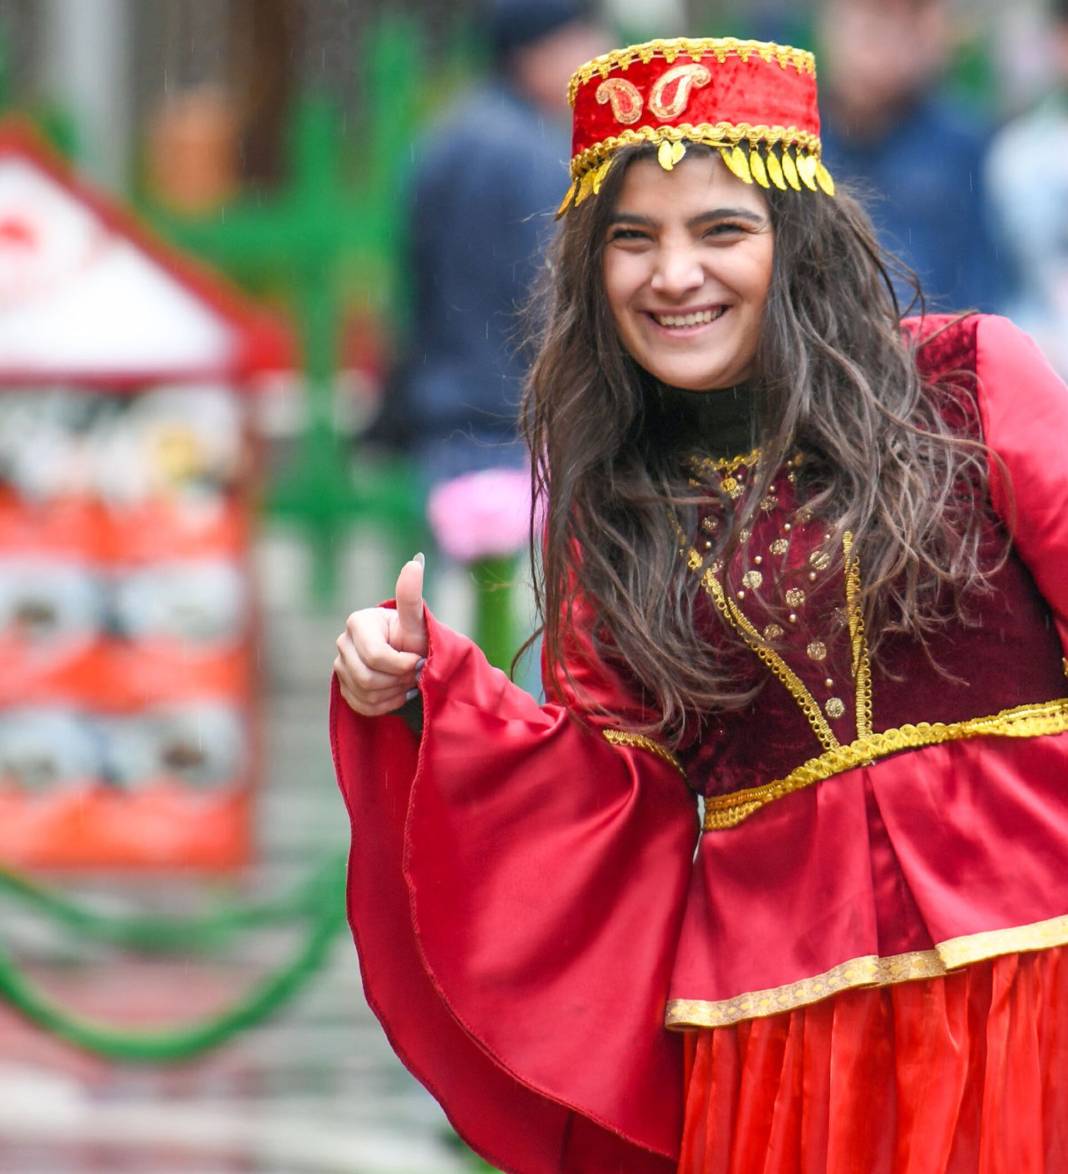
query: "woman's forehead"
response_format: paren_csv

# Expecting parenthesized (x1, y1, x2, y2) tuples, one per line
(612, 153, 769, 218)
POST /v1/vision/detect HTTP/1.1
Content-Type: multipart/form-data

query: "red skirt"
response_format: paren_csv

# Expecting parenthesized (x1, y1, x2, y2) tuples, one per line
(680, 947, 1068, 1174)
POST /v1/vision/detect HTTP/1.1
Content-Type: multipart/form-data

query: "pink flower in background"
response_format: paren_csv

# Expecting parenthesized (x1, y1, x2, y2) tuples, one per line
(427, 467, 533, 563)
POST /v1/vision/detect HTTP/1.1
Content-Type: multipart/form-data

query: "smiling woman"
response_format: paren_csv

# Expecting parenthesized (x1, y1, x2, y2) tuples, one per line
(332, 35, 1068, 1174)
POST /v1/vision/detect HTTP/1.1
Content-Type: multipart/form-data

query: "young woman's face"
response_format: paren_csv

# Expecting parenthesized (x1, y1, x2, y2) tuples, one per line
(602, 152, 775, 391)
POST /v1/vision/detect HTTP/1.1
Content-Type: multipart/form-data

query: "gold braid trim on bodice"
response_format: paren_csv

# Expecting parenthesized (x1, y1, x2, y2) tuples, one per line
(600, 698, 1068, 827)
(702, 698, 1068, 829)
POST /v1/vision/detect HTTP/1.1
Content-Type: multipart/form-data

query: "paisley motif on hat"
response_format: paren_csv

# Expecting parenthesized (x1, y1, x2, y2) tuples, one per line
(559, 36, 835, 215)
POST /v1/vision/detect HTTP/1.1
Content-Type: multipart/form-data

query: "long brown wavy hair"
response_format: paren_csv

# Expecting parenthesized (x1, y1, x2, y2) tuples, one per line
(521, 144, 998, 743)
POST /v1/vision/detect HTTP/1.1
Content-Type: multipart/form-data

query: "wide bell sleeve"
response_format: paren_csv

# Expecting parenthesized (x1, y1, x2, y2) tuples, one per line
(330, 602, 699, 1173)
(975, 314, 1068, 651)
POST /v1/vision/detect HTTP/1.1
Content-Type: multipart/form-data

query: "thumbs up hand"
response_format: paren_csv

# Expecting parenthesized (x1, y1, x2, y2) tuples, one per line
(334, 554, 429, 716)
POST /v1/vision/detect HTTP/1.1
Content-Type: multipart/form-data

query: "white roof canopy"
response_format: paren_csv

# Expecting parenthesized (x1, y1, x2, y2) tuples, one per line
(0, 154, 239, 381)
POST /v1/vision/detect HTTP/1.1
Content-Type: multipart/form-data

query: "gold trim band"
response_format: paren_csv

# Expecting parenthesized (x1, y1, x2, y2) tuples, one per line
(843, 531, 874, 739)
(602, 728, 685, 776)
(568, 37, 816, 106)
(704, 698, 1068, 829)
(665, 913, 1068, 1029)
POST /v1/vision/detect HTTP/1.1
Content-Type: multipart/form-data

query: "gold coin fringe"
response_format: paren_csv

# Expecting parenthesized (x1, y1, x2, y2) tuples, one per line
(557, 123, 834, 217)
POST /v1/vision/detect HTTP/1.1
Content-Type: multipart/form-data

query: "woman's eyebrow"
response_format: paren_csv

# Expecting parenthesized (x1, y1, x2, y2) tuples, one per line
(687, 208, 766, 227)
(607, 208, 767, 228)
(607, 212, 658, 227)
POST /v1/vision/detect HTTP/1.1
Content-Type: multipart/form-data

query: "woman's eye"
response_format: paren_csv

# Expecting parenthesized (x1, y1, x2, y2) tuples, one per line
(703, 222, 748, 238)
(608, 228, 650, 242)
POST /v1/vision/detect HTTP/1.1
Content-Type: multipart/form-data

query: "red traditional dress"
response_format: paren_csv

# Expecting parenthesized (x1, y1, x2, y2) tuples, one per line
(331, 314, 1068, 1173)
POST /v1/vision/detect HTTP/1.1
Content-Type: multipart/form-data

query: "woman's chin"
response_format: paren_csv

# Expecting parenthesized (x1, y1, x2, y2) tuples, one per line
(653, 368, 744, 393)
(634, 351, 754, 393)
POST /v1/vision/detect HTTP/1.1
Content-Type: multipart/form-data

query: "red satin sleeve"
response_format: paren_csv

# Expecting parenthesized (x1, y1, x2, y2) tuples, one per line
(330, 605, 698, 1173)
(976, 315, 1068, 653)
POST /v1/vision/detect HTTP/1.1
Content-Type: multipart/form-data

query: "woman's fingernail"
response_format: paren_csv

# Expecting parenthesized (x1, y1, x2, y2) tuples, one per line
(405, 688, 419, 702)
(413, 552, 425, 567)
(415, 657, 426, 672)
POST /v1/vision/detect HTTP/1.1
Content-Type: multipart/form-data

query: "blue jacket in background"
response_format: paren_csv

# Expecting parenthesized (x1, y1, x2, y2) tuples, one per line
(393, 81, 570, 485)
(821, 94, 1006, 315)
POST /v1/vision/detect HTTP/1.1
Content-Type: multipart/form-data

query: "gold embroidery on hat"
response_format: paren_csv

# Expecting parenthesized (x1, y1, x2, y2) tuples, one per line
(596, 77, 643, 125)
(568, 38, 817, 106)
(649, 63, 712, 121)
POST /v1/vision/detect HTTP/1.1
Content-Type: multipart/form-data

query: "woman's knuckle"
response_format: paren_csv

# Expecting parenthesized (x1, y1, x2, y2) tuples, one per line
(366, 649, 392, 673)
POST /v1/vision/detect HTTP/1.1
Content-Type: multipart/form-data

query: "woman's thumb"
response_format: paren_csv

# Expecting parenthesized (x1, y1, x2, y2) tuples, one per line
(393, 553, 428, 653)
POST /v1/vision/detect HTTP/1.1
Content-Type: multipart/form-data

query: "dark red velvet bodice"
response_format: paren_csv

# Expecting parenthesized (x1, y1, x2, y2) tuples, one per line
(684, 481, 1066, 799)
(681, 315, 1068, 797)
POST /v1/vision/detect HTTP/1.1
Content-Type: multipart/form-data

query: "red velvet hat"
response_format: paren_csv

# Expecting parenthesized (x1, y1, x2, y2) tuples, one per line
(560, 36, 835, 215)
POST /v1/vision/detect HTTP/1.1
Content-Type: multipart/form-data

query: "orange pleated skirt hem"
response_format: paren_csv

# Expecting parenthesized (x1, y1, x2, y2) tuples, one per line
(679, 946, 1068, 1174)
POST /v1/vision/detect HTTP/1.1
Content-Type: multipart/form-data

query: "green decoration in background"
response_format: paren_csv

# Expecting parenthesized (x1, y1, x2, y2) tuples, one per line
(471, 555, 521, 673)
(146, 12, 527, 669)
(0, 856, 347, 1062)
(0, 9, 529, 1063)
(0, 858, 340, 953)
(147, 14, 430, 604)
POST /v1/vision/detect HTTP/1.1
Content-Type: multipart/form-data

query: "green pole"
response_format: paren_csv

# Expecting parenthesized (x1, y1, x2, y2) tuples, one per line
(471, 555, 519, 671)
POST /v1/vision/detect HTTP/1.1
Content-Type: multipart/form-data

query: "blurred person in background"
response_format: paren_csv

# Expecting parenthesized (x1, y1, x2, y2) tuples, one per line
(818, 0, 1005, 312)
(986, 0, 1068, 375)
(375, 0, 610, 488)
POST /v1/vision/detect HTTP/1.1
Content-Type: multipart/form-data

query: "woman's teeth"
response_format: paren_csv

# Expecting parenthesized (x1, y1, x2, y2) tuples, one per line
(652, 307, 727, 327)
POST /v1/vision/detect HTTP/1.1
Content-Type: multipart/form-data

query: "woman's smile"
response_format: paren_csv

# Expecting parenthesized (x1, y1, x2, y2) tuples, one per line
(644, 303, 731, 333)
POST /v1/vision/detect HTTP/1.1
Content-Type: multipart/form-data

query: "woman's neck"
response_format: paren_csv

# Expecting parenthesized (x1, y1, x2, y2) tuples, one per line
(691, 384, 756, 459)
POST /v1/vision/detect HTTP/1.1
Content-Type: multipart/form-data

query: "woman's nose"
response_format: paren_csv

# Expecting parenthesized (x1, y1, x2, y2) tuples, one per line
(649, 246, 704, 297)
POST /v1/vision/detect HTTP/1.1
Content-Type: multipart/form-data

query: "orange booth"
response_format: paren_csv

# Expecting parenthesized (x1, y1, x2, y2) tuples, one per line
(0, 123, 288, 869)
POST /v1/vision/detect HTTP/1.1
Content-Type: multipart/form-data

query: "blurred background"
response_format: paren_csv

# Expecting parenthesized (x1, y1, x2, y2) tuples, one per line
(0, 0, 1063, 1171)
